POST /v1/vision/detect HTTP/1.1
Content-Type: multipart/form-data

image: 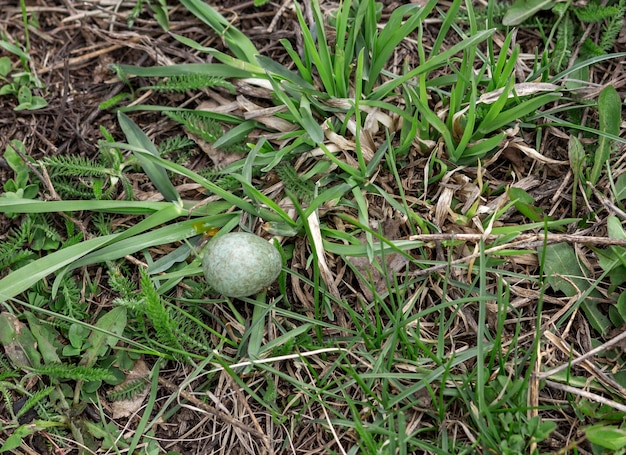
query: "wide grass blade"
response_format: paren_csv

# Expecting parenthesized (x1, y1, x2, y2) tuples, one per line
(479, 93, 562, 135)
(588, 85, 621, 187)
(0, 198, 168, 214)
(178, 0, 258, 63)
(118, 112, 181, 205)
(170, 33, 263, 74)
(0, 235, 114, 301)
(503, 0, 555, 26)
(119, 146, 285, 222)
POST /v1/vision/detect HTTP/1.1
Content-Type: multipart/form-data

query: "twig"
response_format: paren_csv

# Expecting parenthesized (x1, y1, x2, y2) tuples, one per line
(407, 232, 626, 246)
(538, 328, 626, 380)
(409, 233, 626, 277)
(38, 43, 129, 74)
(224, 373, 273, 454)
(588, 181, 626, 220)
(544, 380, 626, 413)
(267, 0, 291, 33)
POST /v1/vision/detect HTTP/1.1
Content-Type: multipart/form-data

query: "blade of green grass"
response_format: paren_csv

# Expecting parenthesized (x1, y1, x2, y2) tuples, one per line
(106, 143, 284, 222)
(293, 0, 335, 97)
(370, 29, 495, 101)
(170, 33, 263, 74)
(110, 63, 253, 79)
(479, 93, 562, 135)
(366, 1, 438, 94)
(127, 359, 162, 454)
(64, 213, 237, 277)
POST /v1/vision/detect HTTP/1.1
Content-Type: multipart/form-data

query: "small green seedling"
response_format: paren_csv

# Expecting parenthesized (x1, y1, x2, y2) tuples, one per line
(0, 56, 47, 111)
(588, 85, 622, 189)
(1, 140, 39, 202)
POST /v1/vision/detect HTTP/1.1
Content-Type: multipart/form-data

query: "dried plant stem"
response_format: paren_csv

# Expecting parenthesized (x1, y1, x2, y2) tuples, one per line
(538, 328, 626, 380)
(545, 380, 626, 413)
(410, 233, 626, 277)
(407, 233, 626, 246)
(157, 376, 269, 443)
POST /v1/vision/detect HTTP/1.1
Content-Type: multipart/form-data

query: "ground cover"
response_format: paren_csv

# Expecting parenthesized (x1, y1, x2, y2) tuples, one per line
(1, 0, 626, 453)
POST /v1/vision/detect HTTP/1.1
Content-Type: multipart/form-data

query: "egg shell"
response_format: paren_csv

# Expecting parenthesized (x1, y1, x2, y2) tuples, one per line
(202, 232, 282, 297)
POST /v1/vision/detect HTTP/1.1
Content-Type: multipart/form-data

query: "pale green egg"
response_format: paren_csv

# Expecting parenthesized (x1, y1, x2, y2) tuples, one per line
(202, 232, 282, 297)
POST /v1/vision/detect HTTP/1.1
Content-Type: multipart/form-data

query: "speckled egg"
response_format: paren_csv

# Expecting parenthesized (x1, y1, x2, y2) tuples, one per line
(202, 232, 282, 297)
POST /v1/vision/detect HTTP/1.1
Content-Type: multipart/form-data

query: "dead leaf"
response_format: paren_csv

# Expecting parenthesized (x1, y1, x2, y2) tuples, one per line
(307, 210, 341, 300)
(187, 131, 242, 169)
(0, 312, 41, 369)
(346, 219, 410, 301)
(110, 359, 151, 419)
(479, 83, 561, 105)
(507, 138, 568, 165)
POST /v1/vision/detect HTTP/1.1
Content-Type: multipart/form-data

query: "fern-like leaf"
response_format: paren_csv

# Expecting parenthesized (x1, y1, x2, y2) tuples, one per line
(0, 382, 15, 419)
(599, 0, 625, 51)
(108, 265, 136, 298)
(41, 155, 112, 178)
(15, 386, 54, 420)
(106, 378, 149, 401)
(32, 216, 61, 244)
(49, 276, 87, 320)
(552, 15, 573, 72)
(119, 174, 135, 200)
(176, 315, 213, 354)
(53, 179, 99, 200)
(165, 111, 223, 143)
(157, 135, 196, 156)
(198, 169, 241, 192)
(582, 38, 606, 58)
(43, 152, 132, 200)
(277, 163, 314, 202)
(0, 216, 35, 269)
(0, 369, 19, 382)
(37, 318, 70, 335)
(146, 74, 235, 93)
(574, 4, 619, 22)
(29, 364, 117, 382)
(139, 269, 185, 356)
(165, 111, 249, 155)
(0, 249, 35, 270)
